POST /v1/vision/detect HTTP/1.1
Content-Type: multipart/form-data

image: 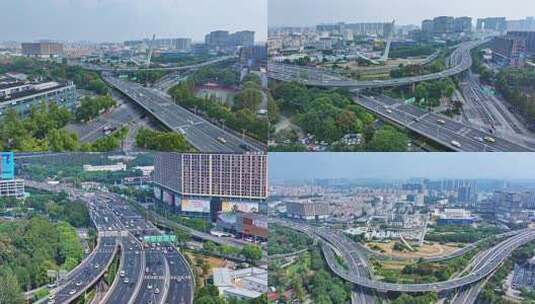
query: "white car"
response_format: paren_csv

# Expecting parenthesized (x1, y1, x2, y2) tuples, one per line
(484, 136, 496, 143)
(451, 140, 462, 148)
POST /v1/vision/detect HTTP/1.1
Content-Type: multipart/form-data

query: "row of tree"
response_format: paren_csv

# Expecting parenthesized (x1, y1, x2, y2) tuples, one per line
(0, 103, 127, 152)
(0, 217, 85, 294)
(270, 81, 409, 151)
(135, 128, 191, 152)
(472, 49, 535, 128)
(0, 57, 107, 95)
(268, 224, 314, 255)
(169, 71, 268, 141)
(270, 245, 350, 304)
(75, 95, 116, 122)
(194, 285, 267, 304)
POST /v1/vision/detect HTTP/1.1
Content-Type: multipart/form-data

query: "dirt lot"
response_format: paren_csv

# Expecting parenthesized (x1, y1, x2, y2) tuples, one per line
(367, 241, 461, 259)
(184, 251, 235, 287)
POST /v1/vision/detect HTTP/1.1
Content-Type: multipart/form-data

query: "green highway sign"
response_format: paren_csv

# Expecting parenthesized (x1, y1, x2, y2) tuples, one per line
(144, 234, 176, 244)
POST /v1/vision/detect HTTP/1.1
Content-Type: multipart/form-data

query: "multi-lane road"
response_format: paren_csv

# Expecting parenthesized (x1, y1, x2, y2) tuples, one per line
(274, 218, 535, 294)
(268, 37, 535, 152)
(26, 181, 194, 304)
(268, 40, 487, 89)
(102, 234, 144, 304)
(98, 192, 195, 304)
(103, 75, 266, 153)
(355, 94, 533, 152)
(82, 56, 236, 72)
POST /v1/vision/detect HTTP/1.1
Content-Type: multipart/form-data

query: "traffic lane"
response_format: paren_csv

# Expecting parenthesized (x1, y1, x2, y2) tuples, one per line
(104, 238, 143, 303)
(134, 250, 167, 304)
(412, 119, 483, 151)
(109, 79, 254, 152)
(141, 88, 264, 152)
(325, 230, 535, 292)
(359, 95, 530, 151)
(268, 41, 482, 88)
(165, 250, 193, 304)
(463, 128, 531, 152)
(55, 246, 116, 303)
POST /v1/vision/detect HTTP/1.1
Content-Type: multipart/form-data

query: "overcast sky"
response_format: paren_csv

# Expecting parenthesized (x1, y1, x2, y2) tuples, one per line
(269, 0, 535, 27)
(0, 0, 267, 43)
(269, 153, 535, 182)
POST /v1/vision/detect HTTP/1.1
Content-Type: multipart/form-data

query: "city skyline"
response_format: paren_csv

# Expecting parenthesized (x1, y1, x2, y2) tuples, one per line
(0, 0, 267, 43)
(269, 153, 535, 181)
(268, 0, 535, 27)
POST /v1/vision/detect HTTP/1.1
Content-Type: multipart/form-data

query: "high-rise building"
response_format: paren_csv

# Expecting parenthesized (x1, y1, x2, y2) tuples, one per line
(0, 152, 24, 198)
(457, 185, 476, 208)
(477, 17, 507, 32)
(421, 19, 434, 34)
(21, 42, 64, 57)
(175, 38, 192, 51)
(205, 30, 255, 48)
(491, 35, 527, 66)
(507, 31, 535, 55)
(493, 191, 529, 224)
(433, 16, 455, 34)
(402, 183, 424, 192)
(153, 153, 268, 219)
(317, 22, 394, 37)
(454, 17, 473, 33)
(285, 200, 329, 221)
(507, 17, 535, 31)
(205, 30, 230, 47)
(239, 45, 267, 68)
(230, 31, 255, 47)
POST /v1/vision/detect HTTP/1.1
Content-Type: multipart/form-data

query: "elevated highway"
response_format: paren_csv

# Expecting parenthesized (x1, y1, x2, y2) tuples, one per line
(81, 56, 236, 72)
(26, 180, 194, 304)
(103, 75, 266, 153)
(268, 40, 487, 89)
(273, 218, 535, 293)
(354, 95, 533, 152)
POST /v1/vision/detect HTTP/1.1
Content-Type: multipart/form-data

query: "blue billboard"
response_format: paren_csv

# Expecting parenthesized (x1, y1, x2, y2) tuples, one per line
(1, 152, 15, 180)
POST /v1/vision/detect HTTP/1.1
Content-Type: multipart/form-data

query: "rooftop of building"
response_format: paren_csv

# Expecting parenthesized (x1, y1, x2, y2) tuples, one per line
(0, 80, 72, 103)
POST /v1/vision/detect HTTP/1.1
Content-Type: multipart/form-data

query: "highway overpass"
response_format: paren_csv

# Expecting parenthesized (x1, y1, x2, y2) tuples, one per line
(274, 219, 535, 293)
(267, 40, 487, 89)
(81, 56, 236, 72)
(354, 95, 533, 152)
(103, 75, 266, 153)
(26, 181, 194, 304)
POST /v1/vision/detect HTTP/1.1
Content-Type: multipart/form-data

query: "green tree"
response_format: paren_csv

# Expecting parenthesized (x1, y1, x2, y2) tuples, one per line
(241, 244, 263, 261)
(0, 269, 24, 304)
(366, 126, 408, 152)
